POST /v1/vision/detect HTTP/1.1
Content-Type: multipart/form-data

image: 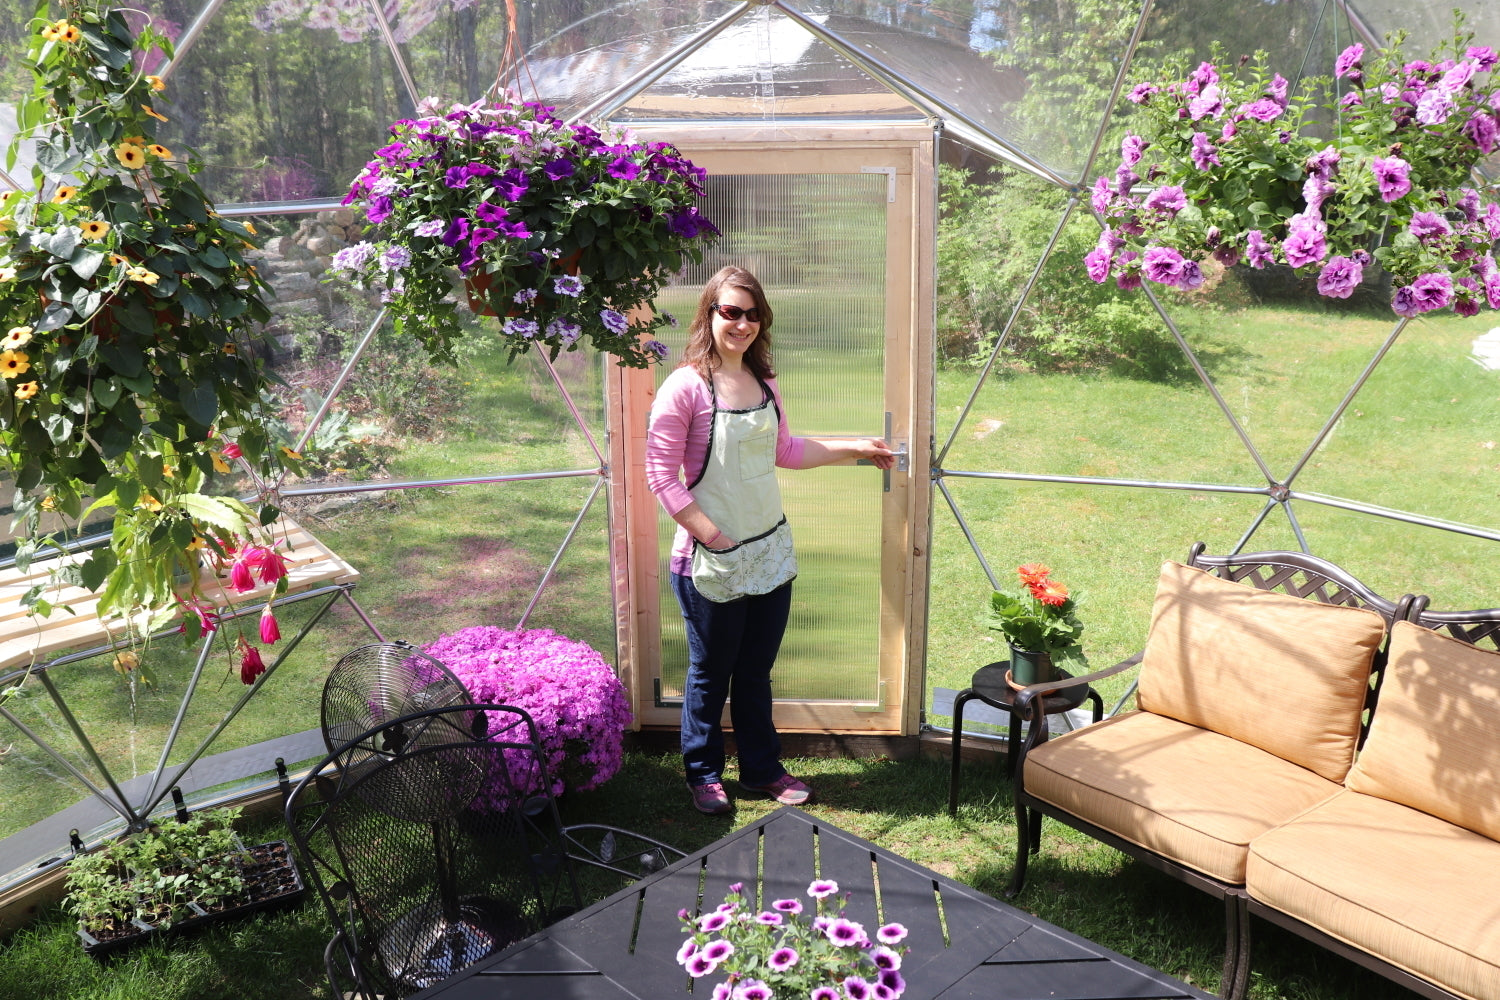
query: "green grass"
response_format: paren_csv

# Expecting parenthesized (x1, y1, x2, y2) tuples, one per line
(0, 751, 1422, 1000)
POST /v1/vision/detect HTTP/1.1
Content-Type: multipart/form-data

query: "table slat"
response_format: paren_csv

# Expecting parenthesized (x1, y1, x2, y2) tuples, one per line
(813, 823, 883, 932)
(940, 959, 1195, 1000)
(756, 807, 815, 910)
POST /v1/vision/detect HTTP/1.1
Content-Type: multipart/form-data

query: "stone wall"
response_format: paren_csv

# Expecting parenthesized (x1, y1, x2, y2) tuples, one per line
(245, 209, 371, 357)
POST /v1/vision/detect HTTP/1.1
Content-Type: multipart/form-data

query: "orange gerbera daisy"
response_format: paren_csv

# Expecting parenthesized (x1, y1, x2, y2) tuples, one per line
(81, 220, 111, 240)
(0, 351, 31, 379)
(147, 144, 172, 159)
(3, 326, 33, 349)
(14, 381, 38, 400)
(1016, 563, 1051, 585)
(115, 143, 146, 169)
(51, 185, 78, 204)
(1030, 578, 1070, 607)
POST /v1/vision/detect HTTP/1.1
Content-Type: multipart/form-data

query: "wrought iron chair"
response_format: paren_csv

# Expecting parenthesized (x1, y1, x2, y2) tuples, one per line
(287, 701, 683, 999)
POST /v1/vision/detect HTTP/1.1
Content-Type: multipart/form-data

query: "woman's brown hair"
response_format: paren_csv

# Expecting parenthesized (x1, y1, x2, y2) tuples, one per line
(680, 265, 775, 381)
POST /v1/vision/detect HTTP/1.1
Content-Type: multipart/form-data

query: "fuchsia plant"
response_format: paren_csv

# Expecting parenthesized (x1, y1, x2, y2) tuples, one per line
(1088, 18, 1500, 318)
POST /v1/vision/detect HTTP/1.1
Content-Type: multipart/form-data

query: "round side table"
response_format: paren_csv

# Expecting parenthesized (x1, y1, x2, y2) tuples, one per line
(947, 660, 1103, 815)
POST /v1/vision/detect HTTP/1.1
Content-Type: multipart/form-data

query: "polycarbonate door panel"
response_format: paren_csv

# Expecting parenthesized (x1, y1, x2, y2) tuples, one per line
(622, 123, 934, 736)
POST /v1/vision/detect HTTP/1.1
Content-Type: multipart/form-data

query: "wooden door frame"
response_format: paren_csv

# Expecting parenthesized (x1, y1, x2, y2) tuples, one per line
(607, 122, 935, 737)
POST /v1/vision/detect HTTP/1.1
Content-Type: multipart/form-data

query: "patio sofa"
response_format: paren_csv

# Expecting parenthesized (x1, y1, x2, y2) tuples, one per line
(1006, 544, 1500, 1000)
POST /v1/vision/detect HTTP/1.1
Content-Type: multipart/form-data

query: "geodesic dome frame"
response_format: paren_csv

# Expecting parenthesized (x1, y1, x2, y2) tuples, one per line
(2, 0, 1499, 902)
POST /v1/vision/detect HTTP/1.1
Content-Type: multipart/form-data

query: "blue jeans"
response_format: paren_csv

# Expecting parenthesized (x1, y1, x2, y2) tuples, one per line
(671, 572, 792, 788)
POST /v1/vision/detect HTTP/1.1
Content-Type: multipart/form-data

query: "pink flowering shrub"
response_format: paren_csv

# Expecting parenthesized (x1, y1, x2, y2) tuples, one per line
(422, 626, 631, 812)
(1088, 16, 1500, 318)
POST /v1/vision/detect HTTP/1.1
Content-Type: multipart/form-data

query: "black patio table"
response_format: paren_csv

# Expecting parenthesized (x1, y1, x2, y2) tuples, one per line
(411, 805, 1214, 1000)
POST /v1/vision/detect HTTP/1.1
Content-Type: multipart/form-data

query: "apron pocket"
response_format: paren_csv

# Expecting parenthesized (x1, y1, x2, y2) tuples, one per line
(690, 517, 797, 603)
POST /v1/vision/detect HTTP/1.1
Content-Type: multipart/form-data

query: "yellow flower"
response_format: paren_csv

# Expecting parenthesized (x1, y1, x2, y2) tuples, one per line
(0, 350, 31, 378)
(51, 186, 78, 204)
(41, 19, 69, 41)
(141, 494, 163, 511)
(143, 105, 169, 123)
(186, 536, 206, 551)
(0, 190, 12, 204)
(125, 265, 159, 286)
(115, 143, 146, 170)
(58, 22, 80, 43)
(211, 452, 231, 473)
(3, 326, 33, 349)
(244, 222, 257, 235)
(81, 220, 110, 240)
(112, 650, 139, 674)
(14, 381, 38, 400)
(109, 253, 128, 267)
(39, 496, 58, 511)
(0, 267, 15, 282)
(146, 75, 165, 92)
(162, 463, 174, 479)
(147, 144, 172, 159)
(280, 446, 302, 460)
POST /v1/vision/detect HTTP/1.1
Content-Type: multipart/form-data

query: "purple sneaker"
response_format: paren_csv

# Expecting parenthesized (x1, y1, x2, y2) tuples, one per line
(743, 773, 813, 806)
(689, 781, 733, 815)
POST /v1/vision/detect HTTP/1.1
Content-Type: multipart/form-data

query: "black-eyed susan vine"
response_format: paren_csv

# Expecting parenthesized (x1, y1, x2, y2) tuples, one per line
(0, 0, 294, 661)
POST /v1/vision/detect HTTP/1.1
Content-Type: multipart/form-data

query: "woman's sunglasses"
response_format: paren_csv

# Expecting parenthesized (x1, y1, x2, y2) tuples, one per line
(710, 303, 761, 323)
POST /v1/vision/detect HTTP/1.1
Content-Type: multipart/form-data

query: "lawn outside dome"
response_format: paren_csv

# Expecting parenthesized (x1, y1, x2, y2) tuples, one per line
(0, 0, 1498, 911)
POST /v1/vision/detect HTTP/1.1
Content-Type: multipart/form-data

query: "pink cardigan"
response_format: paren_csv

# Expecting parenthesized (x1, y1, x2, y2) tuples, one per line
(645, 366, 807, 576)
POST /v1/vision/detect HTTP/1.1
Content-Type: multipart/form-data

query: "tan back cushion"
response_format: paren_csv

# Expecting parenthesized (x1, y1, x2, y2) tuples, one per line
(1137, 561, 1387, 782)
(1347, 621, 1500, 840)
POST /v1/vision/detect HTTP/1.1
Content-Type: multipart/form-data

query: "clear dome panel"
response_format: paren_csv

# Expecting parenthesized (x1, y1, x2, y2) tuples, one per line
(616, 8, 918, 122)
(1291, 312, 1499, 531)
(153, 0, 408, 204)
(514, 1, 746, 117)
(1349, 0, 1500, 57)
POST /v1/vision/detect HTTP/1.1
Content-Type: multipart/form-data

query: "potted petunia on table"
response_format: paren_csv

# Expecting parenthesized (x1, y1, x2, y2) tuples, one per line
(334, 95, 721, 369)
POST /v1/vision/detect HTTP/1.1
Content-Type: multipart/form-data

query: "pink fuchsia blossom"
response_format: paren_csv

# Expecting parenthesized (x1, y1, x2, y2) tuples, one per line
(242, 544, 289, 586)
(1371, 156, 1412, 202)
(1392, 271, 1455, 317)
(229, 557, 255, 593)
(1335, 44, 1364, 79)
(1245, 230, 1275, 268)
(1141, 185, 1185, 215)
(260, 606, 281, 644)
(1120, 134, 1148, 167)
(1316, 256, 1364, 298)
(1408, 211, 1453, 243)
(221, 441, 243, 460)
(237, 637, 266, 685)
(1141, 245, 1189, 285)
(178, 599, 219, 637)
(1189, 132, 1220, 170)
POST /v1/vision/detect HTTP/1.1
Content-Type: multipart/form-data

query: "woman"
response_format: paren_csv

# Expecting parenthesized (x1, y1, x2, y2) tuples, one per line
(645, 266, 894, 815)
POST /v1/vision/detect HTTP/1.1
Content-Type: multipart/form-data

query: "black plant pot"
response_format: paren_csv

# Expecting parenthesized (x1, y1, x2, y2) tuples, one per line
(77, 841, 306, 958)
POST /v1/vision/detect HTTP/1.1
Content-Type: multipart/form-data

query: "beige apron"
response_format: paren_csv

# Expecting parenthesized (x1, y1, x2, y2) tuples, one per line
(687, 377, 797, 603)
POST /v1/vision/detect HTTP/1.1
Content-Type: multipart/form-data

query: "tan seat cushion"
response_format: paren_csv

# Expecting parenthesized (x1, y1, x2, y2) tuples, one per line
(1347, 621, 1500, 841)
(1247, 789, 1500, 1000)
(1024, 711, 1343, 884)
(1136, 561, 1387, 782)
